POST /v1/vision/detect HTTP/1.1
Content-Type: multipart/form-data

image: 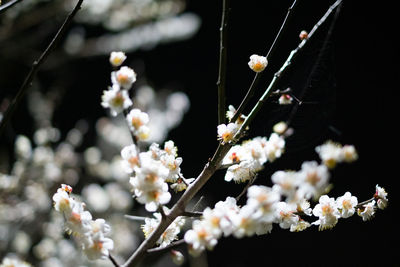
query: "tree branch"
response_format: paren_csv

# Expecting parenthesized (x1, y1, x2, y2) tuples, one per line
(146, 239, 185, 254)
(234, 0, 343, 137)
(0, 0, 84, 138)
(217, 0, 230, 125)
(0, 0, 24, 14)
(121, 2, 343, 266)
(230, 0, 298, 123)
(286, 0, 343, 127)
(122, 143, 232, 267)
(109, 254, 121, 267)
(235, 174, 258, 203)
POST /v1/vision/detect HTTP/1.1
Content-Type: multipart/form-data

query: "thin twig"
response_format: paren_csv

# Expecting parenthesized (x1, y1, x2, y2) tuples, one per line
(217, 0, 230, 125)
(0, 0, 24, 14)
(234, 0, 343, 138)
(286, 1, 343, 127)
(181, 211, 203, 218)
(124, 215, 148, 221)
(230, 0, 298, 123)
(0, 0, 84, 138)
(122, 2, 343, 266)
(235, 174, 258, 203)
(191, 195, 205, 212)
(147, 239, 185, 254)
(122, 143, 232, 267)
(109, 254, 121, 267)
(355, 197, 375, 209)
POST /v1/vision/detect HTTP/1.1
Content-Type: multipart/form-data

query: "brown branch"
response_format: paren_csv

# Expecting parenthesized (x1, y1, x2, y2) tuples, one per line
(217, 0, 230, 125)
(234, 0, 343, 136)
(146, 239, 186, 254)
(235, 174, 258, 203)
(109, 254, 121, 267)
(0, 0, 84, 138)
(230, 0, 298, 123)
(122, 143, 232, 267)
(121, 2, 343, 266)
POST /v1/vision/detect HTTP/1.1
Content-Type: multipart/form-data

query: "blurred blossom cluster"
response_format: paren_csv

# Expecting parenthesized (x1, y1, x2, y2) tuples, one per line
(1, 0, 200, 57)
(0, 49, 189, 265)
(75, 0, 186, 31)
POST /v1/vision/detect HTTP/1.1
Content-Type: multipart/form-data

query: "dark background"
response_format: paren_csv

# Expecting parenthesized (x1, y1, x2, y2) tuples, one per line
(1, 1, 398, 266)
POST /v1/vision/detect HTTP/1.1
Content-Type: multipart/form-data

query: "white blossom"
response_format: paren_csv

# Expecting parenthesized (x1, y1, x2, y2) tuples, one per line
(126, 108, 149, 132)
(312, 195, 340, 230)
(224, 161, 254, 183)
(290, 219, 311, 232)
(336, 192, 358, 218)
(184, 220, 218, 256)
(264, 133, 285, 162)
(272, 121, 288, 135)
(248, 54, 268, 72)
(101, 84, 132, 116)
(231, 205, 258, 238)
(121, 144, 140, 173)
(83, 235, 114, 260)
(111, 66, 136, 89)
(341, 145, 358, 163)
(246, 185, 280, 222)
(52, 187, 74, 213)
(271, 170, 299, 201)
(274, 202, 299, 229)
(109, 51, 127, 67)
(217, 123, 238, 144)
(164, 140, 178, 157)
(297, 161, 330, 200)
(315, 141, 343, 169)
(357, 200, 376, 221)
(0, 257, 32, 267)
(170, 250, 185, 265)
(375, 184, 388, 210)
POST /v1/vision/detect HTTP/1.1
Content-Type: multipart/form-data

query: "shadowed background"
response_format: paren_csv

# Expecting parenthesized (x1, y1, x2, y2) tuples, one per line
(0, 1, 398, 266)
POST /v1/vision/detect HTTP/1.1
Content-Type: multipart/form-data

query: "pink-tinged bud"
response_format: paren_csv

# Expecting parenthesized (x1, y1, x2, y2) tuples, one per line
(299, 30, 308, 40)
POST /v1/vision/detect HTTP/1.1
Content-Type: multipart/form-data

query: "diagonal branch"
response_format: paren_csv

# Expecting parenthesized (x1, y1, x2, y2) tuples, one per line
(286, 1, 343, 127)
(230, 0, 298, 123)
(122, 2, 343, 266)
(217, 0, 231, 125)
(0, 0, 24, 14)
(0, 0, 84, 138)
(234, 0, 343, 137)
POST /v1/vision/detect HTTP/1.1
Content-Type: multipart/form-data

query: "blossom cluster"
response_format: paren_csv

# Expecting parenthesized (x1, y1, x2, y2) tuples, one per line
(222, 132, 285, 183)
(0, 257, 32, 267)
(52, 184, 114, 261)
(125, 140, 193, 212)
(141, 208, 186, 248)
(184, 142, 388, 256)
(101, 51, 135, 116)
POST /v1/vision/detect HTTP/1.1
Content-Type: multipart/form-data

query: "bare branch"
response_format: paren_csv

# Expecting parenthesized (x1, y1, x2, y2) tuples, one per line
(217, 0, 230, 125)
(0, 0, 84, 138)
(234, 0, 343, 137)
(122, 2, 343, 266)
(235, 174, 258, 203)
(109, 254, 121, 267)
(146, 239, 185, 254)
